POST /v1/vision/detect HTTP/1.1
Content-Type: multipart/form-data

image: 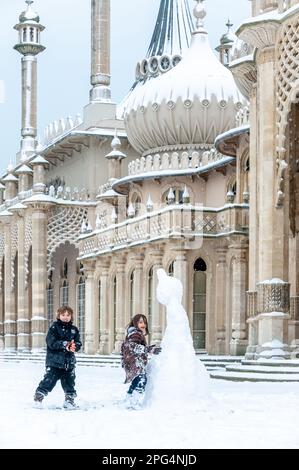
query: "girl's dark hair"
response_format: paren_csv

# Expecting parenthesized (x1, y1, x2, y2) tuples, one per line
(56, 305, 74, 321)
(127, 314, 149, 335)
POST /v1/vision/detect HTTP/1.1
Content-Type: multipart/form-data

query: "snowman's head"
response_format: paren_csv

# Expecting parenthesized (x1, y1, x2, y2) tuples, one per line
(156, 268, 183, 305)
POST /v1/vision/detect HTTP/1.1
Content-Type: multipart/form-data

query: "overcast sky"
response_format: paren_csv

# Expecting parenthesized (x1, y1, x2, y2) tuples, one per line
(0, 0, 250, 174)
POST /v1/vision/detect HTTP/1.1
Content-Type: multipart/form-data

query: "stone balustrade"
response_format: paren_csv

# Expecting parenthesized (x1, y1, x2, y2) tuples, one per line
(128, 148, 225, 176)
(79, 203, 249, 257)
(43, 114, 83, 146)
(45, 185, 91, 202)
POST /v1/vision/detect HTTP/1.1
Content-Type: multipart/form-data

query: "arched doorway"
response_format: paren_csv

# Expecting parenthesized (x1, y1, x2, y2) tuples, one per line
(193, 258, 207, 350)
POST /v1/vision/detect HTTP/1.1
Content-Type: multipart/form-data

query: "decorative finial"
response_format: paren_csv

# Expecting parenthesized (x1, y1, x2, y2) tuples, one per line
(7, 161, 14, 174)
(226, 19, 233, 30)
(111, 129, 121, 151)
(193, 0, 207, 31)
(26, 0, 34, 6)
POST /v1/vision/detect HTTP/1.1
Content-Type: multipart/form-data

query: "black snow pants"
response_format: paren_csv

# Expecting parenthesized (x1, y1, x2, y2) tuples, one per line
(36, 366, 77, 397)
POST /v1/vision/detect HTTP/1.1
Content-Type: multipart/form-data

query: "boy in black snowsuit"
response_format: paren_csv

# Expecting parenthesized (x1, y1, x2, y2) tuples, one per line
(34, 305, 82, 409)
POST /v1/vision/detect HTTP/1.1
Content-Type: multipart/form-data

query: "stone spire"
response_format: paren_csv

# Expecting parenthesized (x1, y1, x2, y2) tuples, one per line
(90, 0, 111, 102)
(14, 0, 46, 159)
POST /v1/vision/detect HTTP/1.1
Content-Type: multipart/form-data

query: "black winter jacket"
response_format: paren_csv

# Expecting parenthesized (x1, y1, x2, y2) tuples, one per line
(45, 319, 82, 370)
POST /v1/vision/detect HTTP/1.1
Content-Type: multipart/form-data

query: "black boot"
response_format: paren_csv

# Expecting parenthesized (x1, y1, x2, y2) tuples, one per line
(34, 391, 45, 404)
(63, 394, 78, 409)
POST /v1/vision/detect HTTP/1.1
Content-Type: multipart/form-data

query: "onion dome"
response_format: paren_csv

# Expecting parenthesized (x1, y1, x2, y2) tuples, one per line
(136, 0, 193, 82)
(19, 1, 40, 24)
(117, 0, 193, 119)
(124, 0, 246, 156)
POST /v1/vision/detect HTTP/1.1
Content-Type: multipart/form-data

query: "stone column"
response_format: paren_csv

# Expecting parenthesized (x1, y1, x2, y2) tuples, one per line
(31, 207, 48, 351)
(248, 85, 259, 291)
(255, 48, 290, 357)
(150, 250, 164, 344)
(288, 296, 299, 357)
(2, 219, 16, 351)
(173, 250, 188, 312)
(84, 261, 96, 354)
(98, 262, 110, 354)
(245, 291, 258, 359)
(215, 247, 227, 355)
(239, 21, 290, 358)
(16, 214, 30, 352)
(90, 0, 111, 102)
(132, 255, 144, 318)
(114, 257, 127, 352)
(229, 241, 248, 355)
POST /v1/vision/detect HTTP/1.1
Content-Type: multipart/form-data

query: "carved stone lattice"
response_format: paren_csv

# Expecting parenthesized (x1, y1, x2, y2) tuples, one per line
(276, 18, 299, 207)
(195, 214, 228, 234)
(246, 291, 257, 318)
(47, 207, 88, 269)
(257, 281, 290, 314)
(25, 217, 32, 289)
(290, 296, 299, 320)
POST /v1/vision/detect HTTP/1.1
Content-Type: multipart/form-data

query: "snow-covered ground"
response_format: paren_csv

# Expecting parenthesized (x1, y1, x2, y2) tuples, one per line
(1, 361, 299, 449)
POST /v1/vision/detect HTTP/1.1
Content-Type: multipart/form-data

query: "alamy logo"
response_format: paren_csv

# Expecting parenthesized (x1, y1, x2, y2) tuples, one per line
(0, 80, 5, 104)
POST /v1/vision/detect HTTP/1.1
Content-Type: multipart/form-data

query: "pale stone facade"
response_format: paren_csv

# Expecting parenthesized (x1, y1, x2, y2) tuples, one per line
(1, 0, 299, 361)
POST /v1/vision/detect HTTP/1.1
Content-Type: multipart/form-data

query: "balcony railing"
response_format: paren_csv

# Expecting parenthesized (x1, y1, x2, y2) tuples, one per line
(79, 204, 249, 258)
(43, 114, 83, 146)
(128, 148, 226, 177)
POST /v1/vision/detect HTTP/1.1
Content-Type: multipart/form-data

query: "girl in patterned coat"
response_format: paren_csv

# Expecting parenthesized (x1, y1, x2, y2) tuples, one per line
(121, 314, 161, 405)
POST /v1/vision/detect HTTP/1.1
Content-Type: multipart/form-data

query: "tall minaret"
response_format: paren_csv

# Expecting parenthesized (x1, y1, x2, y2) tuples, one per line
(14, 0, 45, 160)
(90, 0, 111, 102)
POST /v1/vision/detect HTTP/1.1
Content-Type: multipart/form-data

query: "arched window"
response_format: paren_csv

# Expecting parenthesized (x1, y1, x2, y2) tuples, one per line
(162, 187, 184, 205)
(129, 270, 134, 317)
(30, 27, 34, 42)
(193, 258, 207, 350)
(131, 193, 141, 217)
(168, 261, 174, 277)
(113, 276, 117, 343)
(98, 279, 101, 342)
(60, 280, 69, 305)
(77, 276, 85, 351)
(63, 259, 68, 278)
(243, 156, 250, 199)
(23, 28, 27, 42)
(227, 178, 237, 203)
(60, 258, 69, 305)
(47, 282, 54, 326)
(148, 267, 153, 338)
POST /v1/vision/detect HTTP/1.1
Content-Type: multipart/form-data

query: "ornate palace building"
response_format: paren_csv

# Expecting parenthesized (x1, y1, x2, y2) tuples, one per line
(0, 0, 298, 361)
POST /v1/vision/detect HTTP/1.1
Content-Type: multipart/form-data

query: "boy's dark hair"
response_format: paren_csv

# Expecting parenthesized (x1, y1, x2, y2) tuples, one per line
(56, 306, 74, 321)
(127, 314, 149, 335)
